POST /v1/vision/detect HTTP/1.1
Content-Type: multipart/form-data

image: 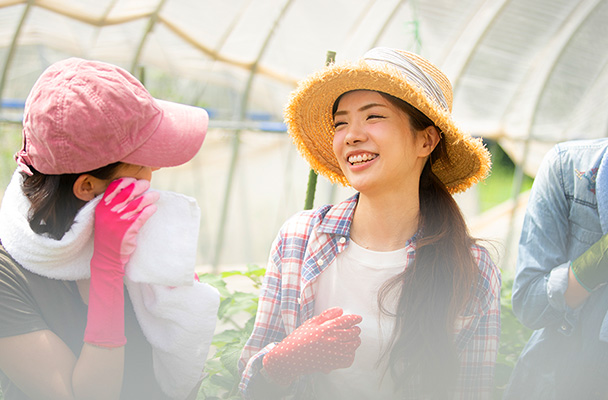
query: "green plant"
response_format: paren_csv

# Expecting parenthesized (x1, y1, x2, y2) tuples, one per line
(0, 123, 23, 191)
(479, 141, 534, 212)
(196, 264, 265, 399)
(196, 265, 531, 400)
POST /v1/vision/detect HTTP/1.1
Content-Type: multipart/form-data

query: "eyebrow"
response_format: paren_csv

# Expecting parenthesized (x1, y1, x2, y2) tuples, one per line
(334, 102, 388, 117)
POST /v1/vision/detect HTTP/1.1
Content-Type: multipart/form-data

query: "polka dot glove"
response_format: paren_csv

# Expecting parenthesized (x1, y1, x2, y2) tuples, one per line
(85, 178, 159, 348)
(262, 307, 362, 386)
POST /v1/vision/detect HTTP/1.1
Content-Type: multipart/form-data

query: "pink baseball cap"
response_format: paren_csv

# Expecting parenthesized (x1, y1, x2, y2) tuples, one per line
(15, 57, 209, 175)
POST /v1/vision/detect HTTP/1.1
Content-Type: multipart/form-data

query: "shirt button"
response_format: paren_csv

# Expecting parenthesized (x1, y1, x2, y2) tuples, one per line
(317, 259, 324, 266)
(561, 324, 568, 331)
(339, 237, 346, 244)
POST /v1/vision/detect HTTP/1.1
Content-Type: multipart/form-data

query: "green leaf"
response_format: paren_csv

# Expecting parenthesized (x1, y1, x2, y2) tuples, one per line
(220, 344, 243, 378)
(212, 329, 243, 346)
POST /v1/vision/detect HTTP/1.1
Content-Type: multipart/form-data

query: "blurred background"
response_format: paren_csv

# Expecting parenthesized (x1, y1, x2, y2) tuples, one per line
(1, 1, 607, 397)
(3, 0, 605, 274)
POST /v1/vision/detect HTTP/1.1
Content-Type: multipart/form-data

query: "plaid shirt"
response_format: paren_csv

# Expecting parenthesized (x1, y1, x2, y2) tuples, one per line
(239, 195, 501, 399)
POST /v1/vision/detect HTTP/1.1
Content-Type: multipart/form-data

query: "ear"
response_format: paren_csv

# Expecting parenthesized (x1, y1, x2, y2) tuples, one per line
(73, 174, 107, 202)
(418, 125, 440, 158)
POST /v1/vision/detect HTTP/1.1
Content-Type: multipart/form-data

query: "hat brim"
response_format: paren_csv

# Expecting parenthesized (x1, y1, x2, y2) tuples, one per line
(122, 99, 209, 169)
(284, 60, 491, 194)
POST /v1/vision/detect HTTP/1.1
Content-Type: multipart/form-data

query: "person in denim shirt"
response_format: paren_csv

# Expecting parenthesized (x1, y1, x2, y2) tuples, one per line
(504, 139, 608, 399)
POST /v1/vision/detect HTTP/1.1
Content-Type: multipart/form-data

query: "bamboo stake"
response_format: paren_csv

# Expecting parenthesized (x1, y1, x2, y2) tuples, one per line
(303, 50, 336, 210)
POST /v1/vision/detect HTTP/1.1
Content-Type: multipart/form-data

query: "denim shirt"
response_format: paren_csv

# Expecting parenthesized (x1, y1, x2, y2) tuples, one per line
(505, 139, 608, 399)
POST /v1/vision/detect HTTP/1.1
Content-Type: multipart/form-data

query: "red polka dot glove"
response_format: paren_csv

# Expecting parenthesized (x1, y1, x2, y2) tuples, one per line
(262, 307, 363, 386)
(85, 178, 159, 348)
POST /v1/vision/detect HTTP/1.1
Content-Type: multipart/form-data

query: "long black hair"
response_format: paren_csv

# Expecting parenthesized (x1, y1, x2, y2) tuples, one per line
(332, 90, 479, 397)
(374, 93, 478, 398)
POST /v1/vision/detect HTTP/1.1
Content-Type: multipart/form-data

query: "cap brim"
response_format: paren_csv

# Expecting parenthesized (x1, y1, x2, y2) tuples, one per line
(122, 99, 209, 168)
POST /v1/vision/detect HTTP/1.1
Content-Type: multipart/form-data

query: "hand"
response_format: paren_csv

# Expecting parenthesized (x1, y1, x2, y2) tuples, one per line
(571, 233, 608, 292)
(84, 177, 159, 347)
(92, 177, 159, 268)
(262, 307, 362, 385)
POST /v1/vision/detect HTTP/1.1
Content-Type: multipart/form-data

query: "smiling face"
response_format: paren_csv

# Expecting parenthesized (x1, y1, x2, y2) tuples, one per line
(332, 90, 439, 195)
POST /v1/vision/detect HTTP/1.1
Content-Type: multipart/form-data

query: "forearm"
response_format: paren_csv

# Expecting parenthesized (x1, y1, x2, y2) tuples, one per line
(565, 266, 591, 309)
(512, 272, 562, 329)
(72, 344, 125, 400)
(0, 330, 124, 400)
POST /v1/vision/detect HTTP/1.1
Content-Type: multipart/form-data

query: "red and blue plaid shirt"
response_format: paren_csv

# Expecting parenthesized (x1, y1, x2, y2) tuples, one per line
(239, 195, 501, 399)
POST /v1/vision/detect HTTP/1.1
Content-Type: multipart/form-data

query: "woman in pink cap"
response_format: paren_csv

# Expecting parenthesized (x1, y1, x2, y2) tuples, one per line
(0, 58, 217, 399)
(239, 48, 501, 399)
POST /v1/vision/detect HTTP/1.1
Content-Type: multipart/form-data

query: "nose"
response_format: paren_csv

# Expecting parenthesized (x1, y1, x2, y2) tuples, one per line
(344, 122, 366, 145)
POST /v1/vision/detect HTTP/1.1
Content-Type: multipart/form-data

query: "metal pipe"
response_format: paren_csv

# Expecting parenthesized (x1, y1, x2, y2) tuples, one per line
(130, 0, 168, 73)
(212, 0, 295, 269)
(0, 0, 34, 111)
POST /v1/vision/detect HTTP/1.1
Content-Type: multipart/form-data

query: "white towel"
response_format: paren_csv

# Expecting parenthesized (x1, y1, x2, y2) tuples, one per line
(0, 170, 219, 399)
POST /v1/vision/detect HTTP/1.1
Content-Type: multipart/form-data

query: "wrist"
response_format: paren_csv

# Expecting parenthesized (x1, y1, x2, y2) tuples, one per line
(259, 367, 291, 386)
(570, 262, 594, 292)
(571, 235, 608, 292)
(261, 352, 296, 386)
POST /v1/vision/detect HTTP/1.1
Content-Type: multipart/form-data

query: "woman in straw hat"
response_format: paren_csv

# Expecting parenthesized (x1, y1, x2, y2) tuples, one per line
(0, 58, 219, 399)
(238, 47, 501, 399)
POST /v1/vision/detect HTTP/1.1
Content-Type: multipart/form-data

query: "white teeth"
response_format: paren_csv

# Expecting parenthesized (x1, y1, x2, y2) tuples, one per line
(348, 153, 377, 165)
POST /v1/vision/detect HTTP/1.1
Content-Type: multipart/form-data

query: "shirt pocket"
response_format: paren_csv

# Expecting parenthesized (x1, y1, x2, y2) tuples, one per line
(454, 314, 476, 333)
(569, 221, 602, 257)
(453, 314, 479, 354)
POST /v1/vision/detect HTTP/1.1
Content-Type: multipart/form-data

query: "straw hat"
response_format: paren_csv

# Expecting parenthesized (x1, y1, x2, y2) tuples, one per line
(284, 47, 491, 194)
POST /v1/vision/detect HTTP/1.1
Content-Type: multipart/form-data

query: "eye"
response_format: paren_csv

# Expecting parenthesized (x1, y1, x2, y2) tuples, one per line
(334, 120, 347, 129)
(367, 114, 385, 120)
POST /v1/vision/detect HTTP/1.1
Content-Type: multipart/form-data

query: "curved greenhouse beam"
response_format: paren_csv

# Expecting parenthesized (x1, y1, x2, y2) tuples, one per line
(440, 0, 511, 85)
(28, 0, 152, 26)
(502, 0, 603, 135)
(4, 1, 301, 86)
(344, 0, 377, 44)
(0, 1, 25, 7)
(212, 0, 295, 268)
(158, 14, 298, 86)
(503, 0, 603, 178)
(370, 0, 405, 48)
(213, 0, 253, 53)
(0, 0, 33, 111)
(502, 0, 603, 269)
(83, 0, 119, 60)
(186, 0, 253, 109)
(130, 0, 167, 73)
(4, 1, 300, 86)
(562, 56, 608, 137)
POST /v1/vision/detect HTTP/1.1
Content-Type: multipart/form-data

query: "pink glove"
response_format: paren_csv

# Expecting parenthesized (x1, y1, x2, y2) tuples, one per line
(262, 307, 362, 385)
(84, 178, 159, 347)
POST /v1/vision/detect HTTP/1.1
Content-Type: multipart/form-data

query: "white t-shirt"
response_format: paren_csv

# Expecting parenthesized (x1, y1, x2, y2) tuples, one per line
(312, 239, 408, 400)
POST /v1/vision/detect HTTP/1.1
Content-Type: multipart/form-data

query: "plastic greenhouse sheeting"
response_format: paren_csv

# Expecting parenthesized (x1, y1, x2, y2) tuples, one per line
(0, 0, 607, 269)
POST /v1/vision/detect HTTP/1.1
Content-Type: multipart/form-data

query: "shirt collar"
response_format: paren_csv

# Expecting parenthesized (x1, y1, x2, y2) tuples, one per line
(317, 193, 359, 237)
